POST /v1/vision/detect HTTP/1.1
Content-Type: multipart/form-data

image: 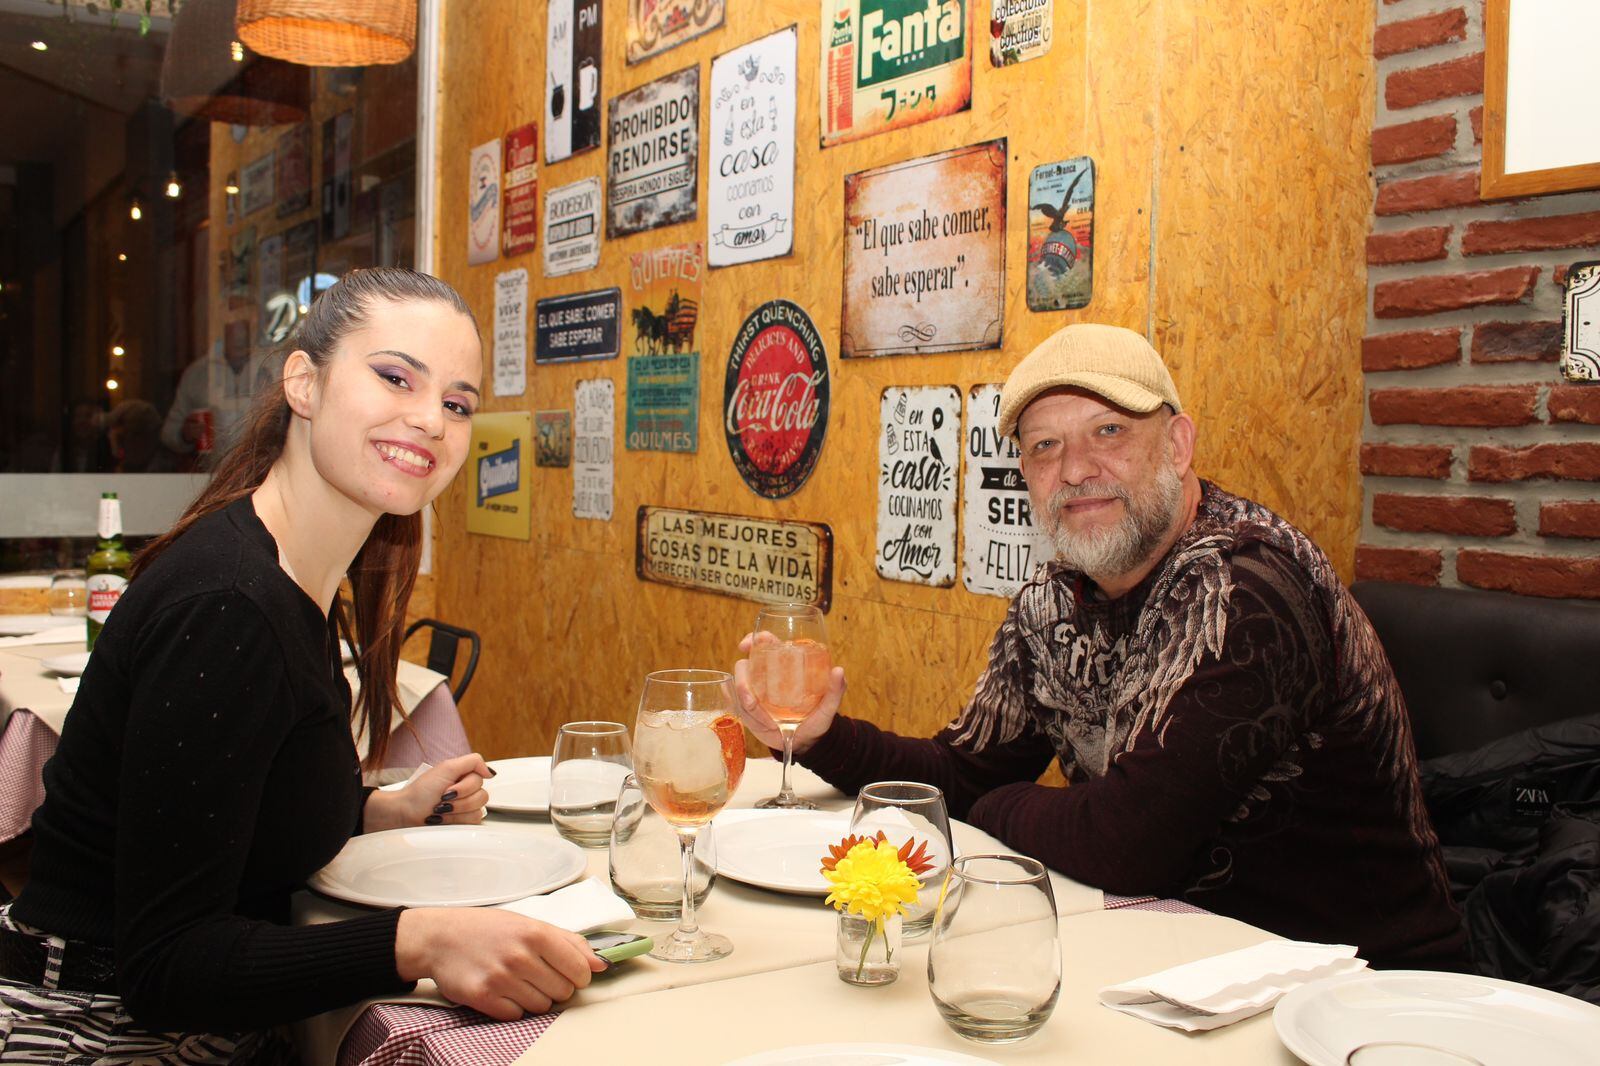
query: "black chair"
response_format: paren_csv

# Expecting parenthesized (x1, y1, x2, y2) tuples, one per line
(402, 618, 481, 703)
(1350, 581, 1600, 760)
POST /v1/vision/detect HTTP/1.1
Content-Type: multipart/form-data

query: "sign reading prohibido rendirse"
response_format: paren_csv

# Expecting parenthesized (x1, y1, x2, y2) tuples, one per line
(723, 299, 829, 500)
(962, 384, 1052, 597)
(608, 66, 700, 238)
(636, 506, 834, 611)
(877, 386, 959, 587)
(535, 288, 621, 364)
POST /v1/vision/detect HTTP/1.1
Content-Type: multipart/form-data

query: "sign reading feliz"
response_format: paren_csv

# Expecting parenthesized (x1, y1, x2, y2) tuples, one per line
(636, 506, 834, 611)
(962, 384, 1052, 597)
(708, 26, 796, 267)
(820, 0, 974, 148)
(876, 386, 959, 587)
(843, 139, 1006, 357)
(544, 177, 602, 278)
(724, 299, 829, 500)
(608, 66, 700, 238)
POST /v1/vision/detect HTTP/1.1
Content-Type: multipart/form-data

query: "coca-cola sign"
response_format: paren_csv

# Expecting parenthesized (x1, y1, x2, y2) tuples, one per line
(723, 299, 829, 499)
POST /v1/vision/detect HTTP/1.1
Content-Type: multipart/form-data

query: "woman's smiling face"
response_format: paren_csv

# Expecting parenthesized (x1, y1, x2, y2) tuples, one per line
(300, 297, 482, 517)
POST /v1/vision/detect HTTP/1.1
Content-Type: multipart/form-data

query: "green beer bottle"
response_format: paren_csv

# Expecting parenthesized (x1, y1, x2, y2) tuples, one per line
(86, 492, 132, 650)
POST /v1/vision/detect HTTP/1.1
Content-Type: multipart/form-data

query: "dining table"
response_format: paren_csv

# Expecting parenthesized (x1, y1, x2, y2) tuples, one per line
(0, 625, 467, 845)
(294, 757, 1301, 1066)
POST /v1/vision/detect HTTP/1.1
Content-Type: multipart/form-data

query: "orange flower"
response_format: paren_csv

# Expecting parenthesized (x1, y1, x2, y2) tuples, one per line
(821, 832, 936, 877)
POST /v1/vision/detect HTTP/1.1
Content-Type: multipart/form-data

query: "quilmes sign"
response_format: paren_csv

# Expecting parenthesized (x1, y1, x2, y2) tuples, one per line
(477, 439, 520, 506)
(856, 0, 966, 87)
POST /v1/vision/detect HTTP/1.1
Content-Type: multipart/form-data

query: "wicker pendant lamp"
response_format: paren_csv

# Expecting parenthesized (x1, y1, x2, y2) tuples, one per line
(161, 0, 308, 125)
(236, 0, 416, 67)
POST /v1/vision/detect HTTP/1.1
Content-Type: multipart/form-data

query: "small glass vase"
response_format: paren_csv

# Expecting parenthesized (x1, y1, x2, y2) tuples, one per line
(836, 912, 902, 986)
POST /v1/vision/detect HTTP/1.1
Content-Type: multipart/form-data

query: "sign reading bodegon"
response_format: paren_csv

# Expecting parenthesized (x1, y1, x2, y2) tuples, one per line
(636, 506, 833, 611)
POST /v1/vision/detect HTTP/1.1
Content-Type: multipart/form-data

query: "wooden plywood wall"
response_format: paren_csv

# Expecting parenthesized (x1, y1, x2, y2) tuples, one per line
(432, 0, 1373, 760)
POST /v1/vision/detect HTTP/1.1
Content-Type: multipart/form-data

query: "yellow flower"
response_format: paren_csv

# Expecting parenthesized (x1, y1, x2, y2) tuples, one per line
(822, 839, 921, 922)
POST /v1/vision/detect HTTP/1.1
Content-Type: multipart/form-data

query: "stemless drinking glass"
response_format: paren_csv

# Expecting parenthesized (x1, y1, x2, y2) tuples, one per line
(632, 670, 747, 962)
(609, 773, 716, 920)
(549, 721, 633, 847)
(929, 855, 1061, 1044)
(748, 604, 831, 810)
(48, 570, 88, 617)
(848, 781, 954, 939)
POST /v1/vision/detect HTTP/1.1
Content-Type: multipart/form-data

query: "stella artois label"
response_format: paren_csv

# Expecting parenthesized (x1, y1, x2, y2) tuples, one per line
(723, 299, 830, 499)
(87, 573, 128, 624)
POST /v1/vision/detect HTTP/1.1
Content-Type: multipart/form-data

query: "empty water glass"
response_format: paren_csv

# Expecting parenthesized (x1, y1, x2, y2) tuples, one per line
(929, 854, 1061, 1044)
(848, 781, 954, 939)
(49, 570, 88, 617)
(609, 773, 715, 919)
(550, 721, 633, 847)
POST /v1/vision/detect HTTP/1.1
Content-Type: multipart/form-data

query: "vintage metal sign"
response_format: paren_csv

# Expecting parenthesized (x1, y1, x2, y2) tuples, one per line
(320, 110, 352, 240)
(962, 384, 1052, 597)
(535, 288, 622, 364)
(877, 386, 959, 587)
(574, 379, 615, 521)
(227, 226, 254, 308)
(275, 124, 311, 217)
(545, 0, 603, 163)
(467, 412, 532, 540)
(608, 66, 700, 238)
(820, 0, 974, 148)
(257, 233, 285, 341)
(535, 409, 572, 467)
(241, 151, 274, 216)
(493, 269, 528, 397)
(1027, 156, 1095, 311)
(627, 352, 700, 453)
(636, 506, 834, 611)
(1561, 260, 1600, 382)
(708, 26, 797, 267)
(842, 138, 1006, 357)
(544, 177, 602, 277)
(990, 0, 1052, 65)
(724, 299, 830, 499)
(627, 0, 725, 65)
(502, 124, 539, 256)
(467, 138, 501, 265)
(627, 241, 703, 356)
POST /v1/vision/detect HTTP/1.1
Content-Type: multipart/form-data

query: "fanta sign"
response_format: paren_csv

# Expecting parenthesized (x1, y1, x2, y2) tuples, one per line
(859, 0, 965, 87)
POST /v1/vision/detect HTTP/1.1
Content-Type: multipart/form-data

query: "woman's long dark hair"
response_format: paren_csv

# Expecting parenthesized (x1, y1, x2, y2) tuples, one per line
(133, 268, 478, 768)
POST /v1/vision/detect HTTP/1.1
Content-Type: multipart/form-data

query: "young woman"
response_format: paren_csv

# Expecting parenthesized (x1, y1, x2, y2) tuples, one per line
(0, 269, 603, 1063)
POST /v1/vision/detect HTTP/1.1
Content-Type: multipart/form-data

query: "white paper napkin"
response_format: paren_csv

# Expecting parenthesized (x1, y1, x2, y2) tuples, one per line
(496, 876, 636, 932)
(57, 677, 80, 695)
(1099, 939, 1367, 1032)
(0, 626, 85, 648)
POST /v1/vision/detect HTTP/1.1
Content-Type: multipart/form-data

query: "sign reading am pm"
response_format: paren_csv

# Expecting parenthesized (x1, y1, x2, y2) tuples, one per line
(635, 506, 833, 611)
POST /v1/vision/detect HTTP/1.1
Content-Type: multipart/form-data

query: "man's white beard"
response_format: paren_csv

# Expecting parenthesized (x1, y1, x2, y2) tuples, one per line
(1042, 464, 1184, 582)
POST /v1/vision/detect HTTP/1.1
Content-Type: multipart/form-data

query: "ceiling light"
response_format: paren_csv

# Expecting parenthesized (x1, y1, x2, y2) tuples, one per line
(224, 181, 240, 195)
(164, 172, 182, 199)
(30, 40, 47, 52)
(117, 253, 128, 262)
(230, 39, 244, 62)
(111, 345, 125, 357)
(105, 378, 119, 391)
(129, 200, 143, 221)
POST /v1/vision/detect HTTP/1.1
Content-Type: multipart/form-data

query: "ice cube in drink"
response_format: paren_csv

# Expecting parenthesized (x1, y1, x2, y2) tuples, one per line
(635, 710, 734, 826)
(751, 638, 832, 724)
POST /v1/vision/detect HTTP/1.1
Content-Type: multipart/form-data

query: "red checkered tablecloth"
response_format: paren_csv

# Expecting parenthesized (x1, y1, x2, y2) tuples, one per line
(0, 710, 57, 844)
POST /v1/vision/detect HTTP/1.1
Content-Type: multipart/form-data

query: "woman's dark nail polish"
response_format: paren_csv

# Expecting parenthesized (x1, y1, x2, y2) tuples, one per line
(433, 802, 453, 815)
(424, 814, 443, 826)
(486, 767, 498, 777)
(441, 790, 458, 802)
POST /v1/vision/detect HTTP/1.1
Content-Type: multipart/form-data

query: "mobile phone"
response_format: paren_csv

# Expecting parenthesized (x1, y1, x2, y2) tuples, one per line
(583, 930, 653, 966)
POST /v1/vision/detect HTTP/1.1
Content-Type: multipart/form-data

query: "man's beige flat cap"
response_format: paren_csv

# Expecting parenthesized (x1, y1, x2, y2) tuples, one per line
(997, 324, 1182, 439)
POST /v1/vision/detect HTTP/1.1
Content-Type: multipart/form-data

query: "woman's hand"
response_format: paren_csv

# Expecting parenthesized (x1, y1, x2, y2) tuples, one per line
(395, 909, 606, 1020)
(363, 752, 494, 833)
(731, 632, 846, 758)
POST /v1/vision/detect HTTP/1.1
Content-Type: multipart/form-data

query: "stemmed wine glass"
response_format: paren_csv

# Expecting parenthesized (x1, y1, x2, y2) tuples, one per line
(632, 669, 746, 963)
(748, 604, 831, 810)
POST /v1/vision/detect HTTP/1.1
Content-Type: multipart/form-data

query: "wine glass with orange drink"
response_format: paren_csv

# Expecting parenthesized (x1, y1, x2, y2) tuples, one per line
(632, 669, 747, 963)
(748, 604, 831, 810)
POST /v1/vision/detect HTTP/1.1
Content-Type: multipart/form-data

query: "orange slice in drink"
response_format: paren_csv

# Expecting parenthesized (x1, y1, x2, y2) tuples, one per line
(712, 714, 747, 795)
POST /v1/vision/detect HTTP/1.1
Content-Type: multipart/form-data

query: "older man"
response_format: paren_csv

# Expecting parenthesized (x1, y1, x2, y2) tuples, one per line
(734, 323, 1466, 969)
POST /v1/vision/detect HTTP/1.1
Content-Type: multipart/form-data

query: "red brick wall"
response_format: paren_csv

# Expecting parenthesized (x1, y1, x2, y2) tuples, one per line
(1359, 0, 1600, 598)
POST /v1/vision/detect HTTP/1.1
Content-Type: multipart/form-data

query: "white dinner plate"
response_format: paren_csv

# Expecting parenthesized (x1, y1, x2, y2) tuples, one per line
(484, 756, 552, 814)
(712, 809, 853, 896)
(722, 1044, 999, 1066)
(0, 614, 61, 636)
(41, 651, 92, 676)
(308, 824, 585, 908)
(1274, 969, 1600, 1066)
